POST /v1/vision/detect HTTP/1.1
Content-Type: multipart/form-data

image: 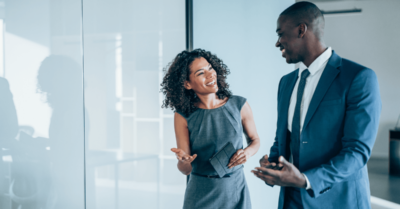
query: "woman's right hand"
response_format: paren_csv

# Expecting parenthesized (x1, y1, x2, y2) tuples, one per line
(171, 148, 197, 164)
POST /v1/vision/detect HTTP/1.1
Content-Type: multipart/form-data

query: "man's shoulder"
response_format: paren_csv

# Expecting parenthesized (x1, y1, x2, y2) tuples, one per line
(280, 69, 298, 82)
(339, 57, 376, 80)
(341, 58, 369, 71)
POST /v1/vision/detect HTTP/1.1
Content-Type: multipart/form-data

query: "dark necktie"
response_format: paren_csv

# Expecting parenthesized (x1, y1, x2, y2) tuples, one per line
(291, 69, 310, 168)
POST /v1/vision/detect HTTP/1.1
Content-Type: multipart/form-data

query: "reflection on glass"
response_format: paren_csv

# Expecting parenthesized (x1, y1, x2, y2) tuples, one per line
(0, 0, 186, 208)
(0, 0, 84, 208)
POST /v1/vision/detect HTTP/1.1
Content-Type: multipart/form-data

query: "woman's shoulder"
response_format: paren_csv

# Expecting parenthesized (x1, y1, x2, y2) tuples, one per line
(228, 95, 247, 111)
(175, 108, 201, 120)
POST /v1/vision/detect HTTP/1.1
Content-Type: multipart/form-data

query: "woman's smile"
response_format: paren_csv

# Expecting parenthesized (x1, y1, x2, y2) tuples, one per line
(206, 80, 216, 87)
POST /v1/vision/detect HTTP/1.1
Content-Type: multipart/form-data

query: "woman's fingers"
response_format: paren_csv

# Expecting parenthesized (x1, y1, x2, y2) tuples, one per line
(176, 152, 197, 163)
(171, 148, 188, 158)
(191, 154, 197, 160)
(228, 154, 246, 168)
(231, 157, 246, 167)
(228, 149, 244, 166)
(229, 152, 239, 165)
(171, 148, 185, 155)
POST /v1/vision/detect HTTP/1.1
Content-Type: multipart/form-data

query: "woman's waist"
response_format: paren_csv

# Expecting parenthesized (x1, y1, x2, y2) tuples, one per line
(191, 164, 243, 177)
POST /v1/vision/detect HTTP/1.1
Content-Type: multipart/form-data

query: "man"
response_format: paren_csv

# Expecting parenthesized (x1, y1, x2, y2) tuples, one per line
(252, 2, 381, 209)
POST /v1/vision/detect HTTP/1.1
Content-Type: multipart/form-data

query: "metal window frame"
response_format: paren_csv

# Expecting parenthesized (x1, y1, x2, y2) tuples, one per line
(321, 9, 362, 15)
(186, 0, 193, 51)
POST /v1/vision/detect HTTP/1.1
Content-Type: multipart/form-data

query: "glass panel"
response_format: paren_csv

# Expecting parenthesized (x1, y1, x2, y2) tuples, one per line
(82, 0, 186, 208)
(0, 0, 84, 208)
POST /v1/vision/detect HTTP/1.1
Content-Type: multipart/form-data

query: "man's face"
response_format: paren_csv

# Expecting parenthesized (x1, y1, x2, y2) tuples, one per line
(275, 16, 303, 64)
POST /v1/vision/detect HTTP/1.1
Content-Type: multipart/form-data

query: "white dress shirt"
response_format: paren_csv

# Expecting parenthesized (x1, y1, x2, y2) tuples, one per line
(288, 47, 332, 190)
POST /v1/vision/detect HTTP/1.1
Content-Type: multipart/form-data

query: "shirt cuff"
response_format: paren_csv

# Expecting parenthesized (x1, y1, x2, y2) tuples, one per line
(302, 173, 312, 190)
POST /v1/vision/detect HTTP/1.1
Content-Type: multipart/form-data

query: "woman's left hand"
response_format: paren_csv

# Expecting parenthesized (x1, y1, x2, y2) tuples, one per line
(228, 149, 250, 169)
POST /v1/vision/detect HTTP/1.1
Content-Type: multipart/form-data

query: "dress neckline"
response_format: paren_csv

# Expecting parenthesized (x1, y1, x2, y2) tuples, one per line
(197, 97, 231, 110)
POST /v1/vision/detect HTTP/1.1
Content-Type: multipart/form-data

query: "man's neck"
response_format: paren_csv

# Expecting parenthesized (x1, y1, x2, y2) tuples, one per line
(302, 43, 327, 67)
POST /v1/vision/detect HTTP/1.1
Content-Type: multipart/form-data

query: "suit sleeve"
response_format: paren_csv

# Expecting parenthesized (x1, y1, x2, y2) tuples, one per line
(269, 77, 285, 163)
(303, 68, 381, 198)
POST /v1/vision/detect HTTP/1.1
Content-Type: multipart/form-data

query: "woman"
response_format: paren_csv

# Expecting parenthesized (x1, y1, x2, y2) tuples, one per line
(161, 49, 260, 209)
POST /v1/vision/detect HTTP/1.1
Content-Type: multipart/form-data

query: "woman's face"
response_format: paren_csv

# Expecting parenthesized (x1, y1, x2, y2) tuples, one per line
(185, 57, 218, 95)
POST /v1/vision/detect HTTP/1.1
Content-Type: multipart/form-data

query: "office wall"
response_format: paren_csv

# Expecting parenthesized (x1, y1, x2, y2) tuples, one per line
(0, 0, 84, 208)
(193, 0, 295, 208)
(313, 0, 400, 158)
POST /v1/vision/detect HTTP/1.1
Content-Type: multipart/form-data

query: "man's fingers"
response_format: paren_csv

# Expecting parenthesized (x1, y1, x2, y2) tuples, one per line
(279, 156, 290, 167)
(259, 154, 270, 167)
(260, 154, 269, 162)
(251, 170, 276, 185)
(255, 167, 280, 177)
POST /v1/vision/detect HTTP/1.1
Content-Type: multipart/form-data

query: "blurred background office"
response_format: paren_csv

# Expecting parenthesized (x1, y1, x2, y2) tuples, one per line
(0, 0, 398, 209)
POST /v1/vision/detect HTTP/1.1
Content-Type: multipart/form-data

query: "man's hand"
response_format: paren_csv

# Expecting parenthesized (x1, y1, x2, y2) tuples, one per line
(228, 149, 250, 168)
(259, 154, 278, 169)
(251, 156, 307, 188)
(171, 148, 197, 164)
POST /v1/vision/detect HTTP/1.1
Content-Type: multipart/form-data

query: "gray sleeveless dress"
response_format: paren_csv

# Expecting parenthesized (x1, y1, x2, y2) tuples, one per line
(177, 95, 252, 209)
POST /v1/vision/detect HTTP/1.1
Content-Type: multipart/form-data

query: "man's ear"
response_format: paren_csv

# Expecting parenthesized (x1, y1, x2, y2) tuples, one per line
(298, 23, 307, 38)
(184, 81, 192, 90)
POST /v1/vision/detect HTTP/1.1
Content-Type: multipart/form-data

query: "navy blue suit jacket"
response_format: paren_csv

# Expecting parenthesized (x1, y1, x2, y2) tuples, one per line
(269, 51, 381, 209)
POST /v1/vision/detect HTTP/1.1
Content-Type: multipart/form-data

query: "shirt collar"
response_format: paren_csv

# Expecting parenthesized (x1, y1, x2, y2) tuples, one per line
(298, 47, 332, 76)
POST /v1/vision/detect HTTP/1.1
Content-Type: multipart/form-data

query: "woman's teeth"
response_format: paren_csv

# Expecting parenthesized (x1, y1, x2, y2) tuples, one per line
(206, 81, 215, 86)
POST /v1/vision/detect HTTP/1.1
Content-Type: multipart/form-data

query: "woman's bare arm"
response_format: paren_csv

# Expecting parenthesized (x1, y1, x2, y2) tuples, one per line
(172, 112, 197, 175)
(228, 102, 261, 168)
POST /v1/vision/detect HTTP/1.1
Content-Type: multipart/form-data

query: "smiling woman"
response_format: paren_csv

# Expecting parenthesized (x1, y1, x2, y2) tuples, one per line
(160, 49, 261, 209)
(160, 49, 232, 117)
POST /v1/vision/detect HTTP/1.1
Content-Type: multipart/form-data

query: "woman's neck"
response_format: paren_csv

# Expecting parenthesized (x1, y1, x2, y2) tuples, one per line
(196, 93, 226, 109)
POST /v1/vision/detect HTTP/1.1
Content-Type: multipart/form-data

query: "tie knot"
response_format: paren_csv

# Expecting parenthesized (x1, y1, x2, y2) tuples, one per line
(301, 69, 310, 80)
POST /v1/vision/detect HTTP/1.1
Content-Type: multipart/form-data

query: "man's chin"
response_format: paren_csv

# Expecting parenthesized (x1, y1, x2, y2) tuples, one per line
(285, 57, 297, 64)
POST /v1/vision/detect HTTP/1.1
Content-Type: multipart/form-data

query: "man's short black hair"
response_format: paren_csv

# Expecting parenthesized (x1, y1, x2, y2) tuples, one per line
(280, 1, 325, 40)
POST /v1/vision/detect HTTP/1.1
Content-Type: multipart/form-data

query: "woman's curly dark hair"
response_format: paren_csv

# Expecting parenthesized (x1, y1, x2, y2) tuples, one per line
(160, 49, 232, 117)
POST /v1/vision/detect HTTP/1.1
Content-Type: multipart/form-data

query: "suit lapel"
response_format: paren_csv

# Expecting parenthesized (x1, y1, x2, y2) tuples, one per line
(302, 51, 342, 131)
(279, 70, 298, 150)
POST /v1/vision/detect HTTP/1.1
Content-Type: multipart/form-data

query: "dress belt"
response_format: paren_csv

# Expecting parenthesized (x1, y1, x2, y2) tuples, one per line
(191, 167, 241, 179)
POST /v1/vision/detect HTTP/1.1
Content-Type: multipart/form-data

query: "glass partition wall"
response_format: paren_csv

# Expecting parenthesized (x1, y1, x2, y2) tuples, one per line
(0, 0, 84, 208)
(0, 0, 185, 208)
(83, 0, 186, 208)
